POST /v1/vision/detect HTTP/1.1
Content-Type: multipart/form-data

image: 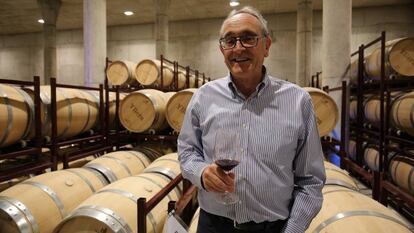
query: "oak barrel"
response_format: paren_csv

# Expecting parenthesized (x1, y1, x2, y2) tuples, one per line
(135, 59, 174, 87)
(324, 161, 359, 191)
(143, 153, 180, 181)
(391, 91, 414, 136)
(24, 86, 99, 139)
(106, 60, 137, 86)
(119, 89, 171, 133)
(0, 168, 107, 233)
(84, 150, 151, 183)
(363, 146, 380, 172)
(306, 185, 412, 233)
(365, 37, 414, 79)
(348, 139, 357, 161)
(0, 84, 34, 148)
(303, 87, 338, 136)
(364, 92, 402, 127)
(53, 172, 181, 233)
(165, 88, 197, 132)
(389, 155, 414, 195)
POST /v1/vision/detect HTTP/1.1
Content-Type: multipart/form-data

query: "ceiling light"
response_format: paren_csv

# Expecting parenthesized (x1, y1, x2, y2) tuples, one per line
(124, 11, 134, 16)
(229, 0, 239, 7)
(38, 19, 44, 24)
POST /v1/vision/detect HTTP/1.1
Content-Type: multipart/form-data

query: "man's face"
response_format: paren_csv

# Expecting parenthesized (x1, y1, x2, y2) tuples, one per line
(220, 13, 271, 81)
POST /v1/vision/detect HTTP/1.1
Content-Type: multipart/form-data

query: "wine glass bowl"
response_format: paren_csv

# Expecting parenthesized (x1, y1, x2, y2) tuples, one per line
(213, 130, 241, 204)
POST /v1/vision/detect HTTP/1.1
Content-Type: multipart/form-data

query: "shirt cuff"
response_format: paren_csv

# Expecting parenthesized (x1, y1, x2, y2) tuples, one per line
(282, 220, 306, 233)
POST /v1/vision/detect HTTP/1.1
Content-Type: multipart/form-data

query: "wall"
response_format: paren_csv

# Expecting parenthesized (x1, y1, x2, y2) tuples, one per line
(0, 4, 413, 85)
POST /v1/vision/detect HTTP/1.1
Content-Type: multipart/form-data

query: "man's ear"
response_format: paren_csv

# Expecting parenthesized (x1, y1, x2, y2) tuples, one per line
(264, 36, 272, 57)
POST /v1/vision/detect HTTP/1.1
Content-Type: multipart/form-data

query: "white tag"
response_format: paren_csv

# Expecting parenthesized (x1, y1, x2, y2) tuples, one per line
(163, 212, 188, 233)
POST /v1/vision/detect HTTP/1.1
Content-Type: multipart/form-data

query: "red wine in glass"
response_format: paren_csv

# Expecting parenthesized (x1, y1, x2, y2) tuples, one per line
(215, 159, 239, 171)
(213, 130, 241, 205)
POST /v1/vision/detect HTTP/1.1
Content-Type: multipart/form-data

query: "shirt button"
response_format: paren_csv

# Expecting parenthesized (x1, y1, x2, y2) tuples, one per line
(241, 148, 244, 153)
(242, 124, 247, 128)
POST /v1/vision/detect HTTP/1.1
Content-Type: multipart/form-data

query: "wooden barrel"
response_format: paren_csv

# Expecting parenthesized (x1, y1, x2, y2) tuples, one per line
(53, 172, 181, 233)
(303, 87, 338, 136)
(348, 139, 357, 161)
(389, 155, 414, 195)
(306, 185, 412, 233)
(188, 207, 200, 233)
(391, 91, 414, 136)
(134, 142, 176, 161)
(135, 59, 174, 87)
(324, 161, 359, 191)
(24, 86, 99, 139)
(365, 37, 414, 79)
(106, 60, 137, 86)
(350, 59, 359, 84)
(119, 89, 170, 133)
(165, 88, 197, 132)
(84, 150, 151, 183)
(364, 146, 380, 172)
(350, 98, 357, 120)
(364, 92, 403, 127)
(0, 168, 107, 233)
(143, 153, 180, 181)
(0, 84, 34, 148)
(0, 176, 29, 192)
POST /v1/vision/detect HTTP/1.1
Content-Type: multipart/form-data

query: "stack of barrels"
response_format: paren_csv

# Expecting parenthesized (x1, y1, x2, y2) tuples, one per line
(0, 84, 123, 148)
(106, 59, 207, 89)
(348, 37, 414, 200)
(350, 37, 414, 85)
(187, 161, 413, 233)
(0, 148, 182, 233)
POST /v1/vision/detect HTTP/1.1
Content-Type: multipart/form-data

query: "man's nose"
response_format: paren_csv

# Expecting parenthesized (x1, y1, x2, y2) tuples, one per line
(233, 40, 245, 50)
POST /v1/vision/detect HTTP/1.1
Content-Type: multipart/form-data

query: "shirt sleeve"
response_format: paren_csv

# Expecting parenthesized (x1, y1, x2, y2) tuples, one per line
(282, 95, 326, 233)
(177, 91, 210, 189)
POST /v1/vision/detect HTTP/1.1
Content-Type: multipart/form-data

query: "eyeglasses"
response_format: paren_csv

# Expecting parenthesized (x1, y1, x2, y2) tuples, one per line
(219, 35, 265, 50)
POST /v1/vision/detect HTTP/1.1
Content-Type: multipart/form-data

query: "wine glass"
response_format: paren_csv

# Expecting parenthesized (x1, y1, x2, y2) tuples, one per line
(213, 130, 241, 205)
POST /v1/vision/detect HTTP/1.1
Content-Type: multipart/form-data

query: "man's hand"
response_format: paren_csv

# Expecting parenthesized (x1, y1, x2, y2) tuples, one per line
(201, 163, 235, 193)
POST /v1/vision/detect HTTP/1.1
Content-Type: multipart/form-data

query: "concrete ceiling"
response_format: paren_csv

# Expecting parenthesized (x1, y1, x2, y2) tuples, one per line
(0, 0, 411, 35)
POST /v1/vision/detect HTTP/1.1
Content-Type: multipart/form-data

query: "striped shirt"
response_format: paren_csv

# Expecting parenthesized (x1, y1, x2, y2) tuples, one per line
(178, 68, 326, 233)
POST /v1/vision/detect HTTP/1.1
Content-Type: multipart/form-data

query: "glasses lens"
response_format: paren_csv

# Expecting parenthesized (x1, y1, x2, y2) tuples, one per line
(240, 36, 258, 47)
(221, 37, 236, 49)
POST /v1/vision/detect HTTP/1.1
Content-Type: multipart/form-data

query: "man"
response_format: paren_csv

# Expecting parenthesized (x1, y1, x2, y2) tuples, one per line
(178, 6, 325, 233)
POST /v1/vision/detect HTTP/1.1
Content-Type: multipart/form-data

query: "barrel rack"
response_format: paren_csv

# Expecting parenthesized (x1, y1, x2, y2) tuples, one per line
(47, 78, 112, 169)
(104, 55, 210, 150)
(343, 31, 414, 222)
(0, 76, 50, 182)
(137, 173, 197, 233)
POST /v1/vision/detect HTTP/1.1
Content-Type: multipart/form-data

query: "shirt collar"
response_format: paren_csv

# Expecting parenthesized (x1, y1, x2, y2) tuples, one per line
(227, 66, 270, 99)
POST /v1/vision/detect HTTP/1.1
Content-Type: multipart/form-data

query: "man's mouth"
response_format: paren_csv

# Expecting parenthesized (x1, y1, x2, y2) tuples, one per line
(232, 57, 250, 63)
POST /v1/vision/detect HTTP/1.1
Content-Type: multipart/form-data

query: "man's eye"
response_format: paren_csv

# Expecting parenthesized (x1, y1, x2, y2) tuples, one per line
(225, 38, 235, 44)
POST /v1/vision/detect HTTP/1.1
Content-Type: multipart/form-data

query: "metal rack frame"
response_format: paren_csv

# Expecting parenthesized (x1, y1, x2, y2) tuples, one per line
(0, 76, 51, 181)
(345, 31, 414, 221)
(137, 174, 196, 233)
(48, 77, 112, 169)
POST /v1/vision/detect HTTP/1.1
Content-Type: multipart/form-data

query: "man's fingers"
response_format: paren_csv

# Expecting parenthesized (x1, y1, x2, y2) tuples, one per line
(202, 164, 235, 193)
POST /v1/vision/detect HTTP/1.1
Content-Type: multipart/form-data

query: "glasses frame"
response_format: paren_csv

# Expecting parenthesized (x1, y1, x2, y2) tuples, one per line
(219, 34, 267, 50)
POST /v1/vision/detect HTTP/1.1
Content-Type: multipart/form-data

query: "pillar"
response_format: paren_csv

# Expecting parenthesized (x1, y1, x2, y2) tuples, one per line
(322, 0, 352, 138)
(37, 0, 61, 84)
(84, 0, 106, 86)
(154, 0, 170, 59)
(296, 0, 313, 87)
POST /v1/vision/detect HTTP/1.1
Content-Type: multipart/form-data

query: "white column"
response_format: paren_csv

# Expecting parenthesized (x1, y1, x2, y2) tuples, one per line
(322, 0, 352, 138)
(296, 0, 313, 87)
(154, 0, 170, 59)
(37, 0, 61, 84)
(84, 0, 106, 86)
